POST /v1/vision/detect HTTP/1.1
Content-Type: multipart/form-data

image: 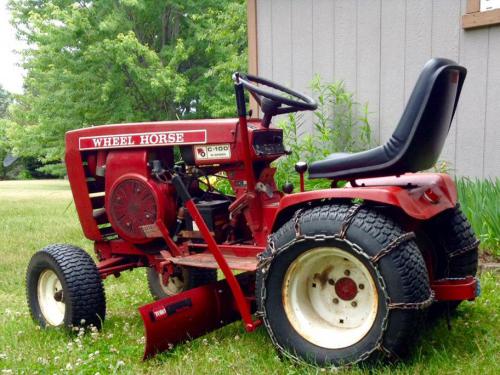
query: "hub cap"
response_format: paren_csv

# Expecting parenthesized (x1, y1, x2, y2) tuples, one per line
(37, 269, 65, 326)
(158, 270, 186, 296)
(282, 247, 378, 349)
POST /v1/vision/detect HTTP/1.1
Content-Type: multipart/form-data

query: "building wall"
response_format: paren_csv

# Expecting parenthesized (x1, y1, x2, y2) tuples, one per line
(256, 0, 500, 178)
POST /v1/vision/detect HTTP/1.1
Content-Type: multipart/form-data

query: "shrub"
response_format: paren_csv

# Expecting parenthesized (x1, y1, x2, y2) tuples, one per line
(273, 76, 373, 190)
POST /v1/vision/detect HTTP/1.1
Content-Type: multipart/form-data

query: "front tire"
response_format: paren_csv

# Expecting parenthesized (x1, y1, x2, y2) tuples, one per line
(257, 204, 432, 366)
(26, 244, 106, 329)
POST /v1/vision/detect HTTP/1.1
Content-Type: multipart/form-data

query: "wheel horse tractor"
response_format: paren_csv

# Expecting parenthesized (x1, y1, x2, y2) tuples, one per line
(26, 58, 479, 366)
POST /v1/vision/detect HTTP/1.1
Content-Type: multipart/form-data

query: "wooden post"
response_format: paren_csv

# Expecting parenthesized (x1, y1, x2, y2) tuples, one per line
(247, 0, 259, 117)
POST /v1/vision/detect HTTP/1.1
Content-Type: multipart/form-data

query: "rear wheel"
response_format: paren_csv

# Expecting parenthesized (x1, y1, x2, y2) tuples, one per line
(282, 246, 379, 350)
(147, 266, 217, 300)
(423, 205, 479, 314)
(26, 244, 106, 329)
(257, 204, 433, 366)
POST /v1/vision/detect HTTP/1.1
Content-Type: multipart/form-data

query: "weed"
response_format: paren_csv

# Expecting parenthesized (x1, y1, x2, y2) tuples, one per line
(457, 178, 500, 257)
(273, 77, 373, 191)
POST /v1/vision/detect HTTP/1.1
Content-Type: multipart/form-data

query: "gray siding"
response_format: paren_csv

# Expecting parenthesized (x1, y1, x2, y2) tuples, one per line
(256, 0, 500, 178)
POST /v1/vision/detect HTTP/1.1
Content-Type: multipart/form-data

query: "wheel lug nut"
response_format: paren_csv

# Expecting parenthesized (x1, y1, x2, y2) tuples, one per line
(333, 298, 339, 304)
(344, 270, 350, 276)
(359, 283, 364, 290)
(328, 278, 335, 285)
(351, 301, 357, 307)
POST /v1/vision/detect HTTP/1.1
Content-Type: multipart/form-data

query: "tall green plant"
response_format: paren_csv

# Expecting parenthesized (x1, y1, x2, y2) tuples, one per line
(274, 76, 373, 190)
(456, 178, 500, 257)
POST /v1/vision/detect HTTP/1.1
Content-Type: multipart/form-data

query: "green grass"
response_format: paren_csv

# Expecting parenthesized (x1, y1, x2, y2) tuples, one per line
(0, 180, 499, 374)
(456, 178, 500, 258)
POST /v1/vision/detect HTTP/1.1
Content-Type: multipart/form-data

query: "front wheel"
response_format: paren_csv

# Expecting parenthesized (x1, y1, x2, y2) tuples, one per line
(257, 204, 433, 366)
(26, 244, 106, 329)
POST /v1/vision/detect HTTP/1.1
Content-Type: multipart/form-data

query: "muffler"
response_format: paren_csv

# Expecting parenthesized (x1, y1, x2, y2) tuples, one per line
(139, 272, 255, 359)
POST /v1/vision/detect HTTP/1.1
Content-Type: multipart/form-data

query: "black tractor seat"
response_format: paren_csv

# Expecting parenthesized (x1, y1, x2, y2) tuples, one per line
(308, 58, 466, 180)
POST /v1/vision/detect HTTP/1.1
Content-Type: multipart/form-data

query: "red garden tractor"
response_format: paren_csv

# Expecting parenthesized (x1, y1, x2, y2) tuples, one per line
(26, 58, 479, 366)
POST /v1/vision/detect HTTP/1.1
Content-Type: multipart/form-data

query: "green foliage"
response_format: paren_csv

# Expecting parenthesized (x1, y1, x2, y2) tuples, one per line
(274, 77, 374, 191)
(432, 160, 453, 174)
(0, 120, 9, 179)
(7, 0, 247, 164)
(0, 85, 12, 118)
(0, 85, 14, 178)
(36, 163, 67, 178)
(457, 178, 500, 257)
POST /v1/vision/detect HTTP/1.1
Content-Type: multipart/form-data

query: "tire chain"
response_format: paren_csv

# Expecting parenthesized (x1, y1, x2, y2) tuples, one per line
(257, 203, 434, 367)
(339, 203, 363, 239)
(447, 238, 480, 259)
(370, 232, 416, 263)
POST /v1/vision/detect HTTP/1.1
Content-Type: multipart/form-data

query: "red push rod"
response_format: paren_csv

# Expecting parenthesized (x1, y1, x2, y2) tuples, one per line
(172, 176, 260, 331)
(184, 199, 258, 330)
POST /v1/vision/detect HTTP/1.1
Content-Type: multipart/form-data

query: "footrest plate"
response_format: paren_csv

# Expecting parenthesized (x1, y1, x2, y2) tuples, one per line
(164, 252, 258, 271)
(431, 276, 478, 301)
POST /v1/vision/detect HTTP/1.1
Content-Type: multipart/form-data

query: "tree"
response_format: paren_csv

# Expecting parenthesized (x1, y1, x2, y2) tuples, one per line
(0, 85, 12, 118)
(0, 86, 13, 178)
(7, 0, 247, 165)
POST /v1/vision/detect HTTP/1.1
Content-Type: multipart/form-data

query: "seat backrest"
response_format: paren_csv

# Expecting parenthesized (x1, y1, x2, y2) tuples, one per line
(387, 58, 466, 173)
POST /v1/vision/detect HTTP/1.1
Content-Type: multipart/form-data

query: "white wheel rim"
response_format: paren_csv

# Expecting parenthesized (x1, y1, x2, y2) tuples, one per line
(282, 247, 378, 349)
(37, 269, 65, 326)
(158, 271, 186, 296)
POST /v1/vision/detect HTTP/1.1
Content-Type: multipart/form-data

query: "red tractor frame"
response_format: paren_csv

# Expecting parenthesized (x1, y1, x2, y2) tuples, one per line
(26, 58, 479, 367)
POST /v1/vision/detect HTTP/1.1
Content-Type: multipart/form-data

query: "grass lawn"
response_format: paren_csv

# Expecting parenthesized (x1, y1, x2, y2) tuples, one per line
(0, 180, 498, 374)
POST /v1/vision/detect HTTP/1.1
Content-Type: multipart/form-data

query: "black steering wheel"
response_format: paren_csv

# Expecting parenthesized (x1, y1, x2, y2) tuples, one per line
(233, 72, 317, 127)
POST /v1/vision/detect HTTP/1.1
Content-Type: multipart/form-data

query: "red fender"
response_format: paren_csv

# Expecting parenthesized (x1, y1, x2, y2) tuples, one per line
(273, 173, 457, 229)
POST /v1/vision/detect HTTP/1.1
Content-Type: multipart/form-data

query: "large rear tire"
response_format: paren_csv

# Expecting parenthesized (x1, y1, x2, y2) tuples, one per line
(257, 204, 433, 366)
(26, 244, 106, 329)
(147, 266, 217, 300)
(422, 205, 479, 315)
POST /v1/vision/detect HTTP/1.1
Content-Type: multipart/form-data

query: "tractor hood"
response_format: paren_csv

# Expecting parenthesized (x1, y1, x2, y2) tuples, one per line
(65, 118, 242, 152)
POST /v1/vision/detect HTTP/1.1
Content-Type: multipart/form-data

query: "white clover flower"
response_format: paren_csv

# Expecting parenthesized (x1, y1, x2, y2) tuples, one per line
(66, 363, 73, 370)
(36, 357, 49, 365)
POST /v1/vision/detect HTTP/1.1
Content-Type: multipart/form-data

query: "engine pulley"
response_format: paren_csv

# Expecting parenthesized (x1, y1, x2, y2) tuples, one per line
(107, 177, 162, 243)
